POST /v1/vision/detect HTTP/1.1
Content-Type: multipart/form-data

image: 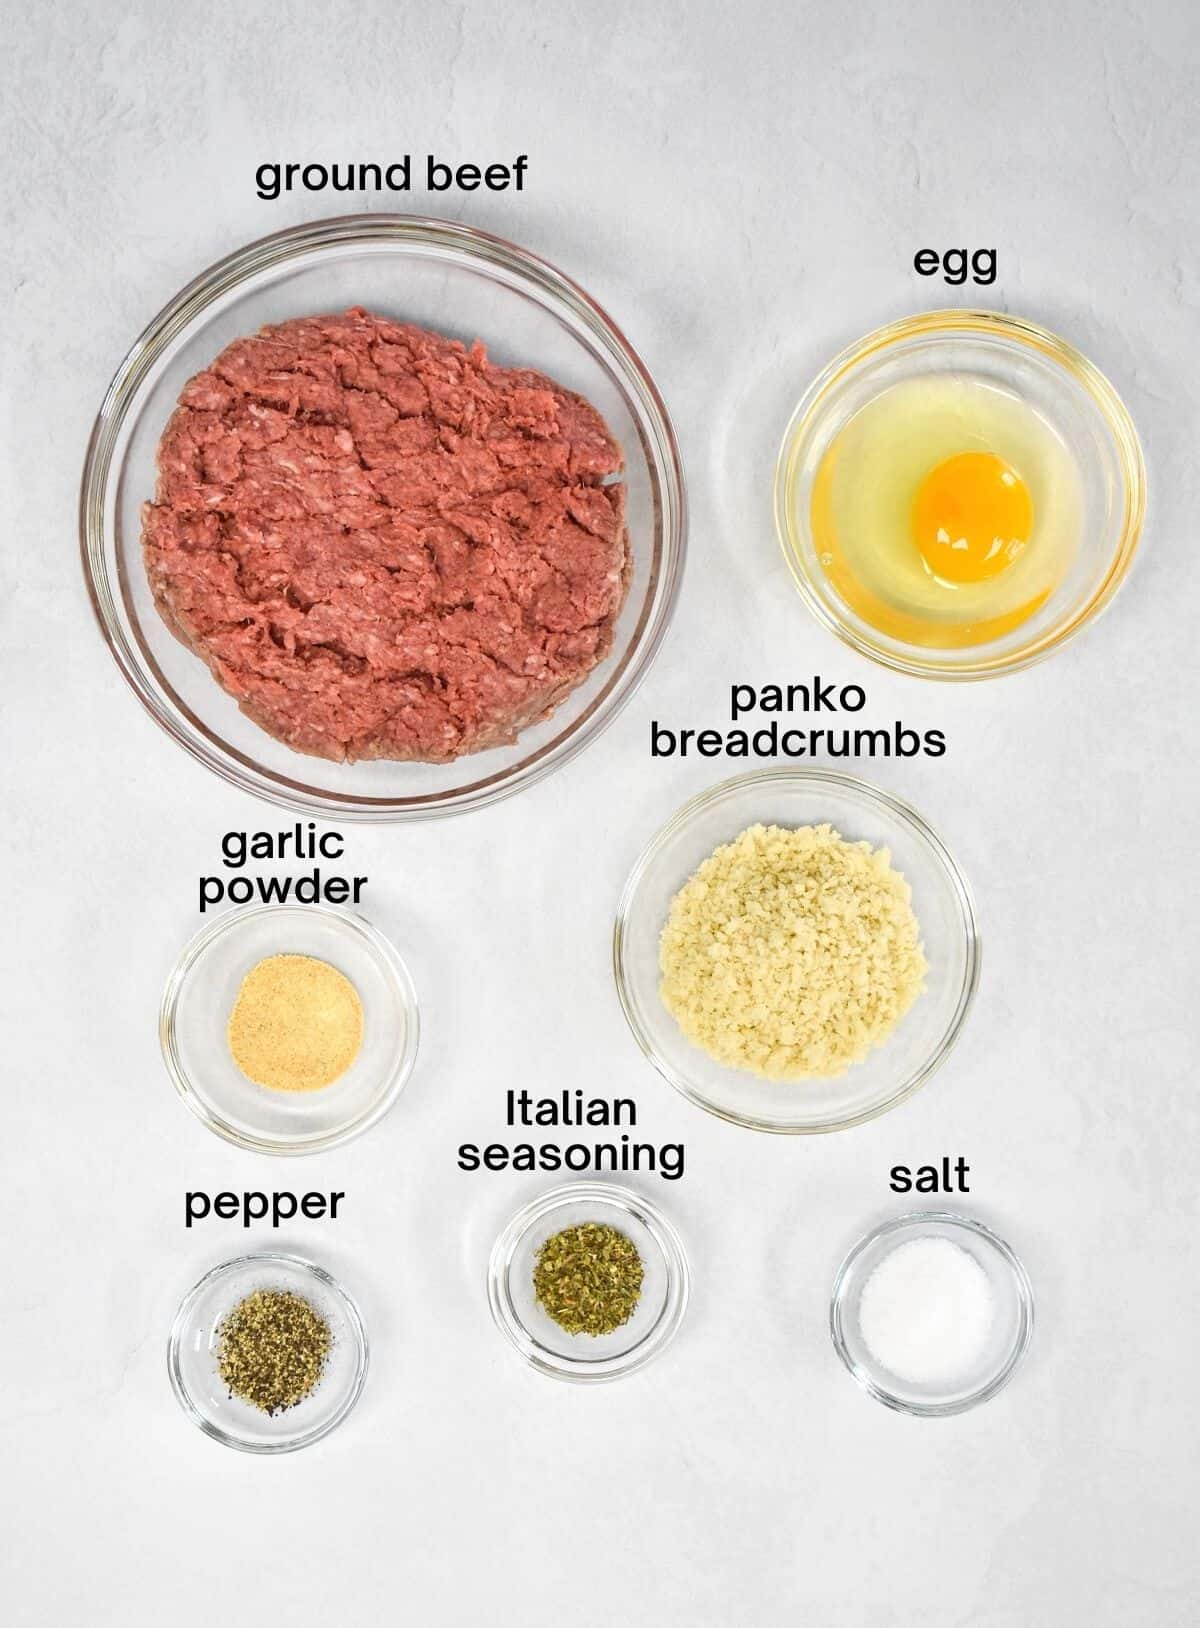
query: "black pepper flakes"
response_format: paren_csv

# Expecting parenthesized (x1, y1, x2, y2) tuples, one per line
(216, 1288, 331, 1415)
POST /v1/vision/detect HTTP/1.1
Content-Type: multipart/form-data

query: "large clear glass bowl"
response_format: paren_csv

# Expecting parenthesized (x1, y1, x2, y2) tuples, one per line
(82, 215, 685, 819)
(614, 769, 980, 1133)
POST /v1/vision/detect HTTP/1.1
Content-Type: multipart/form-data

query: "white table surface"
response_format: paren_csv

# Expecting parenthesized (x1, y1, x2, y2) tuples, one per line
(4, 3, 1199, 1623)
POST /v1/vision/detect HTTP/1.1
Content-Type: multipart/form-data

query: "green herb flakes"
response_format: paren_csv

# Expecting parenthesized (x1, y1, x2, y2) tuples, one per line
(533, 1222, 644, 1336)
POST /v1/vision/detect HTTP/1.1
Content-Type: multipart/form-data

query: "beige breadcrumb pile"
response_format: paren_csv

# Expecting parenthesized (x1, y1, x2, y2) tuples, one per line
(658, 823, 927, 1080)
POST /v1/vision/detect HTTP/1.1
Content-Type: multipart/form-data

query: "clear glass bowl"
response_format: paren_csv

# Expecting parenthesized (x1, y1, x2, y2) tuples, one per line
(160, 904, 418, 1154)
(168, 1252, 368, 1452)
(614, 768, 979, 1133)
(487, 1182, 690, 1382)
(81, 214, 685, 819)
(775, 310, 1145, 679)
(830, 1211, 1034, 1416)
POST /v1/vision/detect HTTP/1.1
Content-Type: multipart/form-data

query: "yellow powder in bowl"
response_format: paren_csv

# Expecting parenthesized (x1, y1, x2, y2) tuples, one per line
(659, 822, 927, 1081)
(228, 954, 364, 1092)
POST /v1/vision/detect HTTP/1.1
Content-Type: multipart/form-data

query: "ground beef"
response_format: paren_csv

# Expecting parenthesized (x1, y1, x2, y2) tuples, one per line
(142, 308, 629, 762)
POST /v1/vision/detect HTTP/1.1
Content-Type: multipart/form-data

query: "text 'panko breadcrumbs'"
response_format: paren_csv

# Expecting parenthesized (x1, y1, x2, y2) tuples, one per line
(658, 823, 927, 1080)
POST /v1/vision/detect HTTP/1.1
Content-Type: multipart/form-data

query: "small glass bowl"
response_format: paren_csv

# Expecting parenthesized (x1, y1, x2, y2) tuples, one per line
(160, 904, 418, 1154)
(830, 1211, 1034, 1416)
(81, 214, 685, 819)
(775, 310, 1146, 679)
(168, 1252, 368, 1452)
(487, 1182, 690, 1382)
(614, 768, 979, 1133)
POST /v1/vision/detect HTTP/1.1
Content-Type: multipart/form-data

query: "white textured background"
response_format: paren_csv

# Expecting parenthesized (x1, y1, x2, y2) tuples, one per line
(3, 2, 1199, 1623)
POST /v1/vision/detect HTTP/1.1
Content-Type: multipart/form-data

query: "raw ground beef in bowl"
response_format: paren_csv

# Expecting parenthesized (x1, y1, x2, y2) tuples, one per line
(142, 308, 630, 764)
(82, 216, 684, 818)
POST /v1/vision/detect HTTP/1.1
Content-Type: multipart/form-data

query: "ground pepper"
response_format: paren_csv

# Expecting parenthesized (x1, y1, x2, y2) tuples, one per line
(216, 1288, 331, 1414)
(533, 1222, 644, 1336)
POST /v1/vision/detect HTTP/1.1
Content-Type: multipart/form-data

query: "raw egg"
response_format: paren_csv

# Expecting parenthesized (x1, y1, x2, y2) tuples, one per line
(809, 374, 1081, 649)
(911, 452, 1033, 585)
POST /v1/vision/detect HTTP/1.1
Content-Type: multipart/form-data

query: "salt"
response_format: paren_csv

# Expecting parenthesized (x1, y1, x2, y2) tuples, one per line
(858, 1236, 994, 1385)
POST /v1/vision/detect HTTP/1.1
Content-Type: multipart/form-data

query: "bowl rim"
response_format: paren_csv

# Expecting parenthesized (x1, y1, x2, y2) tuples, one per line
(159, 902, 420, 1155)
(829, 1209, 1035, 1416)
(774, 307, 1147, 680)
(613, 766, 981, 1134)
(486, 1180, 690, 1382)
(166, 1250, 369, 1453)
(80, 212, 687, 820)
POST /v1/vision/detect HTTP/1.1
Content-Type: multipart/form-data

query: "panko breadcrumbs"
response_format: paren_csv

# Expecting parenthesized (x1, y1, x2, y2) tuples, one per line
(658, 823, 927, 1080)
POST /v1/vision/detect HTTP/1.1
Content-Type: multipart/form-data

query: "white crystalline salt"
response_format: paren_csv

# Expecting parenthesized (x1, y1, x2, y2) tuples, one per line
(858, 1236, 994, 1385)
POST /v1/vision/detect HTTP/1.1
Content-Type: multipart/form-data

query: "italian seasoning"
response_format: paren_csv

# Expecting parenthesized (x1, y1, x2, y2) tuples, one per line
(533, 1222, 644, 1336)
(216, 1288, 331, 1415)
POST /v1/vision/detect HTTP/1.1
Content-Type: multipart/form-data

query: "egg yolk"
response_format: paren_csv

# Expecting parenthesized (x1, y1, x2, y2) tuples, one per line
(911, 452, 1033, 585)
